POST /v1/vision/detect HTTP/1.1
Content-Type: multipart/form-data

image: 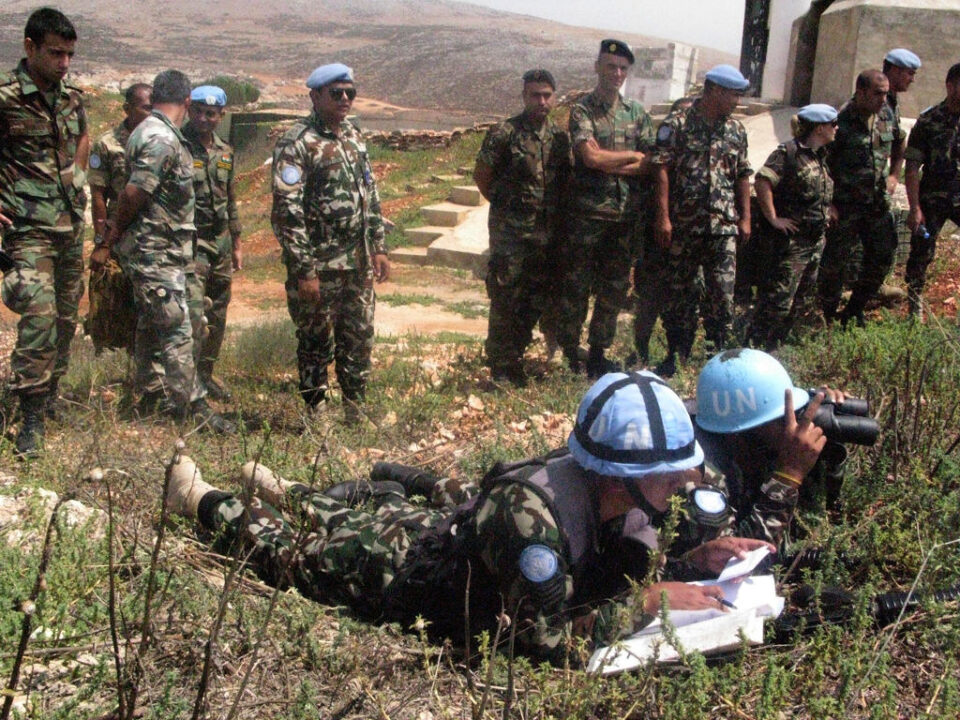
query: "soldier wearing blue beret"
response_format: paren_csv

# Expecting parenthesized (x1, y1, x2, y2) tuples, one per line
(881, 48, 921, 198)
(748, 103, 838, 349)
(650, 64, 752, 376)
(272, 62, 389, 420)
(182, 84, 241, 401)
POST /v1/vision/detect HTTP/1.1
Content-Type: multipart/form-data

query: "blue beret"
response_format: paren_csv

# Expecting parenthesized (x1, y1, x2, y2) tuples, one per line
(705, 64, 750, 91)
(190, 85, 227, 107)
(306, 63, 354, 89)
(884, 48, 921, 70)
(798, 103, 838, 123)
(599, 39, 634, 65)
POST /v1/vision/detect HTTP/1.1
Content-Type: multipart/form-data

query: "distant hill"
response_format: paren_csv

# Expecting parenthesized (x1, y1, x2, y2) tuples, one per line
(0, 0, 736, 116)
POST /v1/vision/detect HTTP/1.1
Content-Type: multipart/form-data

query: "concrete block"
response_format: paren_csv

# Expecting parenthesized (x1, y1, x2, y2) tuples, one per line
(404, 226, 448, 247)
(389, 246, 430, 266)
(812, 1, 960, 118)
(456, 166, 474, 176)
(449, 186, 485, 206)
(421, 202, 471, 227)
(430, 174, 463, 184)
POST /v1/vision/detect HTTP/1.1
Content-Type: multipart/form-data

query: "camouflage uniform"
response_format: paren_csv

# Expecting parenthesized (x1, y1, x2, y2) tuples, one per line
(818, 99, 898, 320)
(88, 122, 132, 222)
(747, 140, 834, 348)
(112, 110, 202, 409)
(0, 60, 87, 397)
(903, 100, 960, 301)
(477, 112, 570, 374)
(556, 91, 654, 355)
(271, 112, 385, 404)
(183, 122, 241, 381)
(198, 453, 693, 664)
(652, 99, 752, 356)
(696, 428, 800, 548)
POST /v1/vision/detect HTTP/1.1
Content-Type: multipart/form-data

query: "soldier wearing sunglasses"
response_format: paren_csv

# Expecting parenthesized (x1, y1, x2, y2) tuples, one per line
(271, 63, 389, 421)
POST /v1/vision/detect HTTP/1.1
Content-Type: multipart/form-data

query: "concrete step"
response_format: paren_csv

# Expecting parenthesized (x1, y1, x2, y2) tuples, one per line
(427, 238, 488, 277)
(456, 165, 474, 176)
(421, 202, 471, 227)
(404, 226, 448, 247)
(430, 174, 464, 184)
(389, 246, 430, 266)
(449, 185, 485, 206)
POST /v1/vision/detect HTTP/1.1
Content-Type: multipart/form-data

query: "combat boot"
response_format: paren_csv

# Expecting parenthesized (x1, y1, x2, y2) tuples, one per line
(491, 363, 528, 388)
(240, 460, 310, 506)
(323, 480, 405, 506)
(201, 374, 232, 402)
(342, 388, 365, 424)
(191, 398, 236, 434)
(16, 394, 46, 459)
(586, 346, 621, 379)
(45, 378, 60, 420)
(370, 461, 441, 497)
(165, 455, 217, 518)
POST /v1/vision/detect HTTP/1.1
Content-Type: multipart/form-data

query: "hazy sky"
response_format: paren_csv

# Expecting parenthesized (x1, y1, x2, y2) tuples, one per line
(461, 0, 746, 54)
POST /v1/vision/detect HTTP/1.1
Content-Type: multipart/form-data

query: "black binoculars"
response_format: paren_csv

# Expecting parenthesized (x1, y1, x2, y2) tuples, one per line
(804, 391, 878, 446)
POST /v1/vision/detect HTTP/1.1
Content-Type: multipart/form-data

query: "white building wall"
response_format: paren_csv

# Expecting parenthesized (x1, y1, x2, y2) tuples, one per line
(762, 0, 814, 100)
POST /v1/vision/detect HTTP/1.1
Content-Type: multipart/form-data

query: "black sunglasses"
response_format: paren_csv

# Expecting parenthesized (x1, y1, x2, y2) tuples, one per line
(327, 87, 357, 101)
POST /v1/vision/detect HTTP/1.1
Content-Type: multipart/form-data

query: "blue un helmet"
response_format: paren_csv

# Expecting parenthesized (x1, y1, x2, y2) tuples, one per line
(569, 371, 704, 477)
(695, 349, 809, 433)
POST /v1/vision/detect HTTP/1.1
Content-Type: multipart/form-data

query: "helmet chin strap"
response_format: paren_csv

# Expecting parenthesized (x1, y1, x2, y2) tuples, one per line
(622, 479, 666, 525)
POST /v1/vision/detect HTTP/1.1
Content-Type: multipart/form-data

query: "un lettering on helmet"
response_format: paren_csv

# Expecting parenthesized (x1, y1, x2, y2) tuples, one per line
(709, 387, 758, 419)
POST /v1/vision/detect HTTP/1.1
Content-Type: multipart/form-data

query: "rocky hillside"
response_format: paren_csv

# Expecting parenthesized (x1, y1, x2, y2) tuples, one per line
(0, 0, 735, 115)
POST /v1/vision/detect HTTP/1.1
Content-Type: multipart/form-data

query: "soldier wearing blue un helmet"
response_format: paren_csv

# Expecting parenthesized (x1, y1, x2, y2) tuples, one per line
(693, 349, 847, 548)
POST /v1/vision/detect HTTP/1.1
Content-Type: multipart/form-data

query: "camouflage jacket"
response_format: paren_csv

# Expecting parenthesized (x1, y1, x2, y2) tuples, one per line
(652, 99, 752, 235)
(880, 91, 906, 148)
(183, 123, 241, 255)
(827, 99, 895, 210)
(904, 99, 960, 202)
(0, 59, 87, 232)
(756, 140, 834, 227)
(695, 428, 798, 548)
(469, 455, 666, 662)
(476, 111, 571, 247)
(115, 111, 195, 266)
(271, 111, 385, 278)
(88, 121, 132, 221)
(568, 90, 655, 221)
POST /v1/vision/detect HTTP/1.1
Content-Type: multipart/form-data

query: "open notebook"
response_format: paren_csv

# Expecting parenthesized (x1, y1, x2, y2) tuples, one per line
(588, 548, 785, 674)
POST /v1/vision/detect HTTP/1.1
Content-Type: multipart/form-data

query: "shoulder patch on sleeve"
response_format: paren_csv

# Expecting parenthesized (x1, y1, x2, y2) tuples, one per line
(280, 164, 302, 186)
(518, 544, 559, 583)
(656, 124, 674, 146)
(88, 153, 101, 169)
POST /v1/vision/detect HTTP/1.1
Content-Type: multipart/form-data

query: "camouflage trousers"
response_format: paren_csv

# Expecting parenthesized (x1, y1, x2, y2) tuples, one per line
(1, 224, 85, 396)
(485, 239, 556, 372)
(818, 204, 897, 318)
(660, 232, 736, 357)
(121, 247, 203, 408)
(201, 476, 477, 618)
(904, 197, 960, 301)
(195, 235, 233, 379)
(285, 267, 375, 403)
(747, 225, 826, 350)
(554, 216, 633, 353)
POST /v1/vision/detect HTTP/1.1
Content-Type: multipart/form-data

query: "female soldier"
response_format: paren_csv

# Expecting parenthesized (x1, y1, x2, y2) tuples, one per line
(747, 104, 838, 349)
